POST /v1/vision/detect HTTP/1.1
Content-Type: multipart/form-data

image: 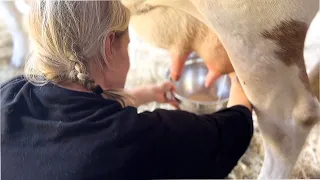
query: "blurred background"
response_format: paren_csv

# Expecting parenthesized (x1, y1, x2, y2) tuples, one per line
(0, 1, 319, 178)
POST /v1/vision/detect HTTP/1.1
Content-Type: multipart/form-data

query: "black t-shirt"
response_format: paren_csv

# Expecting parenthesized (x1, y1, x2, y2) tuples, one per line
(1, 76, 253, 180)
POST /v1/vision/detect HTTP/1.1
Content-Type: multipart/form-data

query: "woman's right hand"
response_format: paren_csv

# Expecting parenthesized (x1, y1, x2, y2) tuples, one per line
(150, 81, 180, 109)
(227, 73, 252, 111)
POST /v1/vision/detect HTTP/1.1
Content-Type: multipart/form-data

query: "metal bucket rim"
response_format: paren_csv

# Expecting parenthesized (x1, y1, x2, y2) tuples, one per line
(168, 58, 230, 106)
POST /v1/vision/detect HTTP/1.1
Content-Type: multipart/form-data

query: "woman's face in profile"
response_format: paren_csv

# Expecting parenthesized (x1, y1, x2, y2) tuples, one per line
(117, 30, 130, 72)
(107, 30, 131, 78)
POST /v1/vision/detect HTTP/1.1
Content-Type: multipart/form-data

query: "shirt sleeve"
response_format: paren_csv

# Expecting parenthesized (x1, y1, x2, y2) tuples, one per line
(137, 105, 253, 179)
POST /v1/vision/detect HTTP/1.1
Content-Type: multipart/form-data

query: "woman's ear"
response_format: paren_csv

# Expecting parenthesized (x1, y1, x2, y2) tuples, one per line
(105, 31, 116, 61)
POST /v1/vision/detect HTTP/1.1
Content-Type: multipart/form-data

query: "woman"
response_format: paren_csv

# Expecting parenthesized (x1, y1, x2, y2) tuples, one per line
(1, 1, 253, 180)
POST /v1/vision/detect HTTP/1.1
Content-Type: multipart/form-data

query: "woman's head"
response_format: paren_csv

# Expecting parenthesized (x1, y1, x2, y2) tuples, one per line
(25, 1, 131, 92)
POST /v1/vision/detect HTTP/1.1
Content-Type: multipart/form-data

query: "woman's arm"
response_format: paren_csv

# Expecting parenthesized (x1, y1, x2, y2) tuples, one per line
(125, 85, 155, 106)
(138, 105, 253, 179)
(125, 81, 179, 107)
(137, 75, 254, 178)
(227, 73, 253, 111)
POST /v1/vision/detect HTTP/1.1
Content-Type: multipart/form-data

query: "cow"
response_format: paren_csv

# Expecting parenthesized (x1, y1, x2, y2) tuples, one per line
(120, 0, 320, 179)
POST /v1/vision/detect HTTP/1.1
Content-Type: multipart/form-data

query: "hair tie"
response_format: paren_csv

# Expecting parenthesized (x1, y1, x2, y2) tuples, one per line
(92, 85, 103, 95)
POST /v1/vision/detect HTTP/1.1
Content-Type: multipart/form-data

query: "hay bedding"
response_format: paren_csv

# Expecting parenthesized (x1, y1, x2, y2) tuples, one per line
(0, 14, 319, 179)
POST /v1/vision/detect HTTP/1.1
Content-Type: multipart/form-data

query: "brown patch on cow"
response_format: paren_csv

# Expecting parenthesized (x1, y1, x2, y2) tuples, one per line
(262, 20, 310, 91)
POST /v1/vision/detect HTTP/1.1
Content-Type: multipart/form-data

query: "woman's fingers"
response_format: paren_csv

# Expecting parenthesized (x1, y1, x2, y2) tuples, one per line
(161, 81, 181, 106)
(228, 72, 237, 80)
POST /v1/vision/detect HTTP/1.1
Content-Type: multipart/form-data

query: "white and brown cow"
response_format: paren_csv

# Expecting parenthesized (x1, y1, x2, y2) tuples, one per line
(121, 0, 320, 179)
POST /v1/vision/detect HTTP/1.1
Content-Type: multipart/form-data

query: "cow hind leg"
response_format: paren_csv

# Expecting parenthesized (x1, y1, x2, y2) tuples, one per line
(257, 94, 320, 179)
(256, 11, 320, 179)
(239, 27, 320, 178)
